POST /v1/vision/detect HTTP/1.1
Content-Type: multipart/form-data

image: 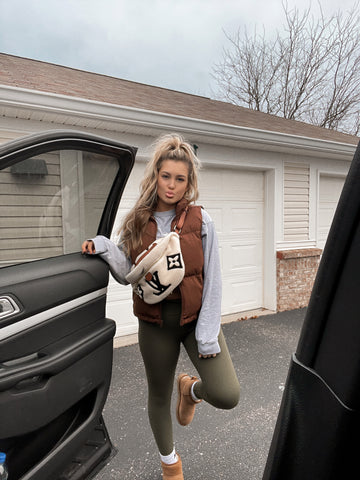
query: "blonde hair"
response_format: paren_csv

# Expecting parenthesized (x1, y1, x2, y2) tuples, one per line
(119, 133, 200, 256)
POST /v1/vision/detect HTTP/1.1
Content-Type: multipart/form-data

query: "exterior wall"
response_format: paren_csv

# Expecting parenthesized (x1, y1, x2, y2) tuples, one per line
(276, 248, 322, 311)
(277, 156, 350, 311)
(0, 119, 280, 334)
(0, 94, 355, 332)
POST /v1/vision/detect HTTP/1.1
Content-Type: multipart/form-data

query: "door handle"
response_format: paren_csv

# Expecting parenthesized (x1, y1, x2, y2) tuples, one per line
(0, 296, 20, 319)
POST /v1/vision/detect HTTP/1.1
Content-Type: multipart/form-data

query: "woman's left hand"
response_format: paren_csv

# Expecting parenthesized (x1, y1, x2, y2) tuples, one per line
(199, 353, 217, 359)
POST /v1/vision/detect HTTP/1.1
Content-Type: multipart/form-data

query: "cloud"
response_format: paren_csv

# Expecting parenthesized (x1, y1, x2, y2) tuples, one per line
(0, 0, 226, 93)
(0, 0, 358, 96)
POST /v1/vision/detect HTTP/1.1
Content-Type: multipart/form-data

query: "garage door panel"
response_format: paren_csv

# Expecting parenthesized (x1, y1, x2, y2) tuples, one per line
(229, 206, 263, 234)
(222, 171, 263, 199)
(199, 171, 227, 197)
(318, 207, 336, 228)
(318, 176, 345, 249)
(229, 243, 261, 271)
(319, 176, 344, 201)
(219, 240, 262, 271)
(200, 170, 263, 198)
(222, 278, 262, 314)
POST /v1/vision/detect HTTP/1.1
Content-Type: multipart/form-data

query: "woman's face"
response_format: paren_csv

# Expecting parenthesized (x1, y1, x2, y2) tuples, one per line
(156, 159, 189, 211)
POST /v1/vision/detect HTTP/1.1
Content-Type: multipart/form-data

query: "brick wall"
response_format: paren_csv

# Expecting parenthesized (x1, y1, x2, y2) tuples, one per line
(277, 248, 322, 311)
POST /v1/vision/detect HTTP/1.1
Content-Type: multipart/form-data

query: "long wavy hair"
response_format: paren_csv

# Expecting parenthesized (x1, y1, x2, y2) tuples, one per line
(119, 133, 200, 256)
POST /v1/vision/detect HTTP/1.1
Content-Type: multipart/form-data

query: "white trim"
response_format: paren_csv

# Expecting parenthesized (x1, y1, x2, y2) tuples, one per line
(0, 288, 107, 341)
(276, 240, 317, 250)
(263, 168, 277, 311)
(309, 166, 318, 243)
(0, 85, 356, 159)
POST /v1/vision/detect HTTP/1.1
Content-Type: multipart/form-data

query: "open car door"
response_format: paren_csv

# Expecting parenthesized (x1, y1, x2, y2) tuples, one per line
(263, 141, 360, 479)
(0, 131, 136, 480)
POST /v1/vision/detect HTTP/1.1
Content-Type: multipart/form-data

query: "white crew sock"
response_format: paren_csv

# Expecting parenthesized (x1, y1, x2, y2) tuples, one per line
(160, 447, 178, 465)
(191, 380, 201, 402)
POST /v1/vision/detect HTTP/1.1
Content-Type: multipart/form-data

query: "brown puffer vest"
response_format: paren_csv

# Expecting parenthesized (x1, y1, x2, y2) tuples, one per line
(130, 198, 204, 326)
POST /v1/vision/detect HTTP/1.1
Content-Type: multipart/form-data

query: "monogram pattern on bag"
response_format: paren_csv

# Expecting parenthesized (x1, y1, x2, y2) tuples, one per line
(136, 284, 144, 299)
(145, 271, 171, 297)
(166, 253, 183, 270)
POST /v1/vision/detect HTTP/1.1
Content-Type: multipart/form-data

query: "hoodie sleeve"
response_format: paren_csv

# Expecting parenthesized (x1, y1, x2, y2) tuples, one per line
(195, 210, 222, 356)
(88, 235, 132, 285)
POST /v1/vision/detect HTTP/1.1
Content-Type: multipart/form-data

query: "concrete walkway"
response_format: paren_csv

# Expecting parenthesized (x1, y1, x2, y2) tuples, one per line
(94, 308, 306, 480)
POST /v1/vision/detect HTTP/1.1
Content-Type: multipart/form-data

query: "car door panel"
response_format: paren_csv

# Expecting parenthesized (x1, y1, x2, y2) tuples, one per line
(0, 254, 109, 325)
(0, 131, 136, 479)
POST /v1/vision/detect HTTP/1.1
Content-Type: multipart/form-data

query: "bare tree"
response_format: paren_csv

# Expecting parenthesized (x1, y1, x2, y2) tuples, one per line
(212, 2, 360, 135)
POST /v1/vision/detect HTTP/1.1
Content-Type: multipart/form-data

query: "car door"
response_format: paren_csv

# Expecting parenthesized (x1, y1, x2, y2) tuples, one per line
(263, 141, 360, 479)
(0, 130, 136, 480)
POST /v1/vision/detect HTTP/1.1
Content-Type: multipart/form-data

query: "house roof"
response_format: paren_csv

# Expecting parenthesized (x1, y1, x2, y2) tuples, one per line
(0, 52, 358, 146)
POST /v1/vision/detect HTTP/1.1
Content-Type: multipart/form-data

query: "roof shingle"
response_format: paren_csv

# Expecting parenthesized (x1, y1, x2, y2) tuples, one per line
(0, 53, 358, 145)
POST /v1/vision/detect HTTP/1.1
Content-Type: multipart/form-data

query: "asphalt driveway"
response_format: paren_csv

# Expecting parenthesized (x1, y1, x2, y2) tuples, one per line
(94, 308, 305, 480)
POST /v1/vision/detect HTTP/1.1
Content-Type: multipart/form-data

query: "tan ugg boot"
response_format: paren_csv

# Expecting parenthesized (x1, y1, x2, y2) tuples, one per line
(161, 455, 184, 479)
(176, 373, 202, 426)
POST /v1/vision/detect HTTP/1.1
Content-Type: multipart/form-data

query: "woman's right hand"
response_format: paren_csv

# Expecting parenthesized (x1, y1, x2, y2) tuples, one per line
(81, 240, 96, 254)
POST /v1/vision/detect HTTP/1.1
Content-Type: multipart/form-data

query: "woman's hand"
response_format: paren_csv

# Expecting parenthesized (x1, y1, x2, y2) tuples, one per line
(81, 240, 96, 254)
(198, 353, 217, 359)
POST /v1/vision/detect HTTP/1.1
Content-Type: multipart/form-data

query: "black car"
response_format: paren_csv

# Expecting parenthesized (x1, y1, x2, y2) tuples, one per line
(0, 131, 136, 480)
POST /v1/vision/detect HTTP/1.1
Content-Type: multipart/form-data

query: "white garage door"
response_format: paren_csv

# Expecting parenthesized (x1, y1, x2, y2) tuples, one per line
(318, 175, 345, 250)
(106, 164, 265, 337)
(199, 168, 264, 315)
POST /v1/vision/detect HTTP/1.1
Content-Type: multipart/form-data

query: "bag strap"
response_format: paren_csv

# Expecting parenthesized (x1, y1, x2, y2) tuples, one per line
(133, 207, 189, 267)
(174, 206, 188, 234)
(134, 241, 158, 266)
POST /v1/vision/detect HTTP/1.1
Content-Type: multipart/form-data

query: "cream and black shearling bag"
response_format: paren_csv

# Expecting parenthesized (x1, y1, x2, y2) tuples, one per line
(125, 208, 188, 304)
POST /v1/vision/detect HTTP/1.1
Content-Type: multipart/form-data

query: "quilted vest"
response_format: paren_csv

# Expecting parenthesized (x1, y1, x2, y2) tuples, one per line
(130, 198, 204, 326)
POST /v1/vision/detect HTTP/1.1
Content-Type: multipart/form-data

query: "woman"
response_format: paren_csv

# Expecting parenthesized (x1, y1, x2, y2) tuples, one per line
(82, 134, 240, 479)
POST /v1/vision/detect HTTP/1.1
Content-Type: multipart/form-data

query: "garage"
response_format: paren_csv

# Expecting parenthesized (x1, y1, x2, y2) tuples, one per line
(318, 175, 345, 249)
(1, 54, 357, 340)
(105, 165, 265, 336)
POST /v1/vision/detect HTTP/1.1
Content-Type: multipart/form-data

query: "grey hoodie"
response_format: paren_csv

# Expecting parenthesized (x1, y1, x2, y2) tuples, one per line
(89, 208, 221, 355)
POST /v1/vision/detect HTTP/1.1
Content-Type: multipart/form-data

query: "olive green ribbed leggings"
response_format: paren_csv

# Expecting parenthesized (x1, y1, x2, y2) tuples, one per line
(138, 300, 240, 455)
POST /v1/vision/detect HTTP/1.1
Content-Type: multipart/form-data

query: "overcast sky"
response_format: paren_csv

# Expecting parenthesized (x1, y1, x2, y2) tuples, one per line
(0, 0, 358, 98)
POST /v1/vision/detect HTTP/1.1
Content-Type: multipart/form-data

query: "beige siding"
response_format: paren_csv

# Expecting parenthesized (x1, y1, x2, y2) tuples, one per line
(284, 162, 310, 241)
(0, 152, 63, 265)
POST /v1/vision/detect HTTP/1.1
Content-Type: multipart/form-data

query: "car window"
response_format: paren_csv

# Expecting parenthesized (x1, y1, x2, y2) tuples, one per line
(0, 149, 118, 268)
